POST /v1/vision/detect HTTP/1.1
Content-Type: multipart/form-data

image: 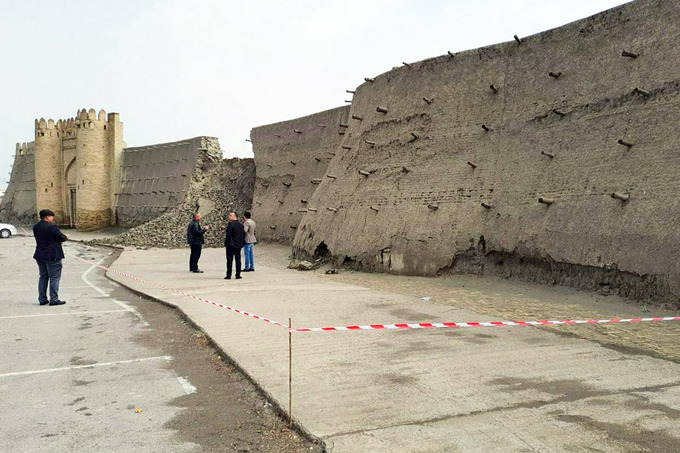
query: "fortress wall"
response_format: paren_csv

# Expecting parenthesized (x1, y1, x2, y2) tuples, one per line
(250, 106, 350, 243)
(116, 136, 221, 227)
(0, 142, 36, 225)
(292, 0, 680, 305)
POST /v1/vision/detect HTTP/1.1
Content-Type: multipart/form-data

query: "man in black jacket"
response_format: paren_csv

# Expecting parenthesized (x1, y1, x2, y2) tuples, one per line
(187, 212, 210, 273)
(33, 209, 69, 306)
(224, 211, 246, 280)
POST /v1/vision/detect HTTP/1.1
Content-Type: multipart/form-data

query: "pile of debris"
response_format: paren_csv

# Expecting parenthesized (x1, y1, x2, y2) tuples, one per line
(97, 157, 254, 249)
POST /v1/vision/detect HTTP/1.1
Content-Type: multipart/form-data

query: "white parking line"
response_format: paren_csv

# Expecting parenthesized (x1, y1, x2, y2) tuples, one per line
(82, 258, 149, 326)
(176, 376, 197, 395)
(0, 356, 173, 378)
(0, 310, 129, 320)
(0, 286, 93, 293)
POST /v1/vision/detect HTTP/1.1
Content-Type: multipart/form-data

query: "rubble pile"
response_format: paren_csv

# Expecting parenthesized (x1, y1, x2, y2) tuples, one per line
(98, 157, 254, 249)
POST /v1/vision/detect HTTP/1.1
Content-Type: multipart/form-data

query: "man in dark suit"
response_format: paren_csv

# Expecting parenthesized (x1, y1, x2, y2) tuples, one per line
(224, 211, 246, 280)
(33, 209, 69, 306)
(187, 212, 210, 273)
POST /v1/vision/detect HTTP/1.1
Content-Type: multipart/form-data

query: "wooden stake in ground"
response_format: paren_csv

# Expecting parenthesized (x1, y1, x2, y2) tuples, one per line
(289, 317, 293, 429)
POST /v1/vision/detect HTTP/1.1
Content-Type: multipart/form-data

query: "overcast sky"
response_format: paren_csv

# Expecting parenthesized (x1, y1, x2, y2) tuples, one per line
(0, 0, 630, 191)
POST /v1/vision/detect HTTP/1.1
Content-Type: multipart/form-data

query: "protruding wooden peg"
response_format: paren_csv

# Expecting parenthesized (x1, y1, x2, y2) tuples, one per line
(266, 163, 273, 167)
(376, 106, 389, 113)
(345, 100, 352, 103)
(618, 139, 634, 148)
(245, 139, 252, 142)
(273, 134, 281, 138)
(327, 151, 336, 155)
(301, 199, 308, 203)
(339, 123, 349, 128)
(256, 201, 262, 205)
(549, 72, 562, 79)
(467, 161, 477, 169)
(359, 170, 370, 176)
(290, 225, 297, 229)
(290, 161, 296, 165)
(447, 51, 455, 58)
(481, 125, 492, 132)
(481, 202, 493, 209)
(327, 207, 338, 212)
(294, 129, 302, 134)
(611, 192, 630, 202)
(261, 182, 270, 188)
(339, 131, 346, 135)
(514, 35, 523, 44)
(315, 157, 321, 162)
(633, 87, 650, 97)
(346, 90, 355, 94)
(365, 140, 376, 145)
(490, 84, 499, 93)
(541, 151, 555, 158)
(311, 179, 322, 184)
(326, 174, 337, 179)
(317, 124, 326, 128)
(364, 77, 375, 82)
(298, 208, 308, 212)
(403, 62, 411, 67)
(370, 206, 380, 212)
(402, 166, 410, 173)
(342, 145, 352, 150)
(277, 200, 284, 204)
(552, 109, 567, 116)
(423, 97, 433, 104)
(427, 204, 439, 210)
(621, 50, 638, 58)
(352, 114, 363, 120)
(283, 182, 291, 187)
(269, 225, 277, 229)
(308, 207, 318, 212)
(538, 197, 554, 205)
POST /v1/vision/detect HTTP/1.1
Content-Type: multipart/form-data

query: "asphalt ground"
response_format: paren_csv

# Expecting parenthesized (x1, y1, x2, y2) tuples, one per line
(0, 236, 319, 453)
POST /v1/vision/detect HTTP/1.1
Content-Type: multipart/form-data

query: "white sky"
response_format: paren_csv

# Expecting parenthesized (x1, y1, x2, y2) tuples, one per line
(0, 0, 630, 191)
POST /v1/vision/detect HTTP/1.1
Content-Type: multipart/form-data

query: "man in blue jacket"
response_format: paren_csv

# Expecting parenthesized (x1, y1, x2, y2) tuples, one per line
(33, 209, 69, 306)
(187, 212, 210, 273)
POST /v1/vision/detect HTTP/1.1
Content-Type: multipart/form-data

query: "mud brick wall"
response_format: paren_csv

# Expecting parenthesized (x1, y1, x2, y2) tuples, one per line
(292, 0, 680, 306)
(116, 137, 221, 227)
(250, 106, 350, 243)
(0, 143, 36, 225)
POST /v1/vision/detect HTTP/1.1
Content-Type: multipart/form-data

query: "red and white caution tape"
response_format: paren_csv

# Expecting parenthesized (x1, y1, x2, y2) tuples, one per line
(292, 317, 680, 332)
(72, 255, 289, 329)
(72, 254, 680, 334)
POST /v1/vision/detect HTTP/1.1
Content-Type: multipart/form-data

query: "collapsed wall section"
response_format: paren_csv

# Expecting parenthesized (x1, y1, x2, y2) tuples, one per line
(250, 106, 350, 243)
(293, 0, 680, 306)
(0, 143, 36, 225)
(116, 137, 221, 227)
(100, 156, 254, 248)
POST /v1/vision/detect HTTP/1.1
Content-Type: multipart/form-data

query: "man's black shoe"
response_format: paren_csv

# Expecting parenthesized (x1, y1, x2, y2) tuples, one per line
(235, 275, 242, 279)
(192, 270, 204, 273)
(48, 300, 66, 306)
(224, 276, 231, 280)
(39, 301, 49, 306)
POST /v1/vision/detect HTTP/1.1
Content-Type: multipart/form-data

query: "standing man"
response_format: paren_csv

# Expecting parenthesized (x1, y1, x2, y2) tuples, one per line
(33, 209, 69, 306)
(187, 212, 210, 273)
(242, 211, 256, 272)
(224, 211, 245, 280)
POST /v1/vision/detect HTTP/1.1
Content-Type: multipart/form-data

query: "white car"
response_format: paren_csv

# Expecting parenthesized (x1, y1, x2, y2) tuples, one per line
(0, 223, 18, 238)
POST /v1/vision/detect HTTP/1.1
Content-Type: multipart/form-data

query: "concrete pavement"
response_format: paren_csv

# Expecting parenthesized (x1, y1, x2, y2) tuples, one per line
(105, 245, 680, 452)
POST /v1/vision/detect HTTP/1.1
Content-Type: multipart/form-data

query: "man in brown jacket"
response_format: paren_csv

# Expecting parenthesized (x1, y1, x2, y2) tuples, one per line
(242, 211, 256, 272)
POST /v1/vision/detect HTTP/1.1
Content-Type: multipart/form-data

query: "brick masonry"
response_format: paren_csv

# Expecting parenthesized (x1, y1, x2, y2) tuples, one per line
(250, 106, 350, 243)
